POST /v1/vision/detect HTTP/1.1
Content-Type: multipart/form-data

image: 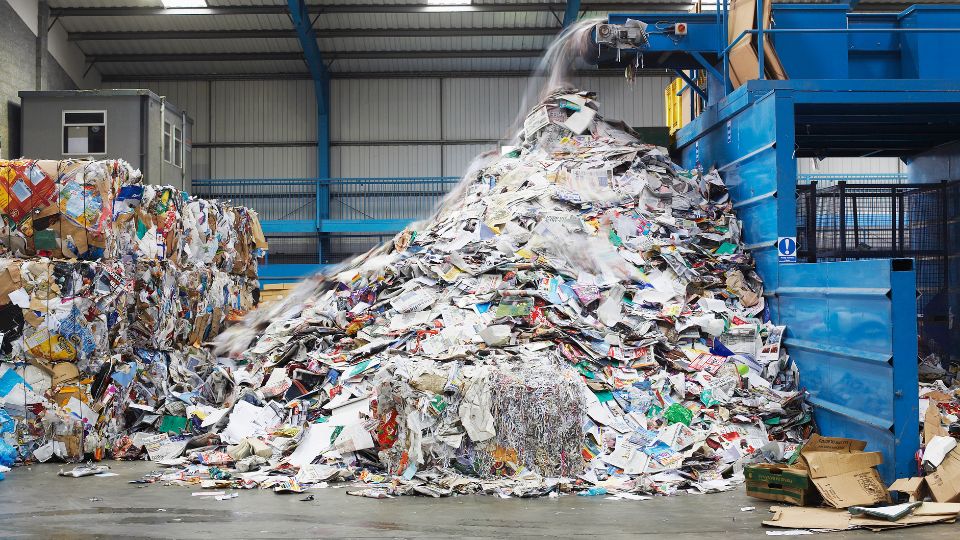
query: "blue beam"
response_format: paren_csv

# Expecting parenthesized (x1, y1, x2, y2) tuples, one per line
(287, 0, 330, 263)
(319, 219, 413, 233)
(689, 50, 723, 85)
(673, 69, 708, 101)
(258, 263, 328, 283)
(260, 218, 417, 234)
(261, 220, 318, 234)
(562, 0, 580, 27)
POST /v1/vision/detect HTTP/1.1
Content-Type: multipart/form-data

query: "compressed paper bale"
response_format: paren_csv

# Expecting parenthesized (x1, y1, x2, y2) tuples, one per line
(373, 359, 586, 479)
(478, 362, 586, 478)
(1, 258, 129, 373)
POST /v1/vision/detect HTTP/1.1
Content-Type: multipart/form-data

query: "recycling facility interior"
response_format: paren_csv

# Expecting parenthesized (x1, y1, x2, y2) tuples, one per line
(1, 0, 960, 538)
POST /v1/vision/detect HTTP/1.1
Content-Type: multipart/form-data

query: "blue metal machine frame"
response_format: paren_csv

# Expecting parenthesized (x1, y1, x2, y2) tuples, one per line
(590, 3, 960, 481)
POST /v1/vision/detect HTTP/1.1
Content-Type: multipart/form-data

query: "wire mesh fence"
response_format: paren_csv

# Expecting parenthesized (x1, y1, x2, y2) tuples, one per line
(796, 179, 958, 363)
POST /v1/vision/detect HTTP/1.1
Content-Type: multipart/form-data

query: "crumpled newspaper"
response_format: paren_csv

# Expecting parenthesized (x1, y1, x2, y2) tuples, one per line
(187, 87, 813, 498)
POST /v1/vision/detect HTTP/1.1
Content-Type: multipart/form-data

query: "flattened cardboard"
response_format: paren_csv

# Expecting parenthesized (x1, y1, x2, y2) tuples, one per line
(52, 362, 80, 386)
(726, 0, 787, 88)
(924, 402, 947, 443)
(926, 445, 960, 502)
(800, 434, 882, 478)
(804, 450, 884, 479)
(765, 503, 960, 532)
(759, 0, 787, 80)
(812, 468, 890, 508)
(726, 0, 758, 88)
(801, 433, 865, 453)
(914, 502, 960, 516)
(250, 212, 268, 250)
(727, 43, 758, 89)
(0, 260, 23, 303)
(763, 505, 850, 530)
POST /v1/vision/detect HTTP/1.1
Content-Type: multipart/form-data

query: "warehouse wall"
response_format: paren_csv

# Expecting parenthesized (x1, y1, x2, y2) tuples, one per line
(99, 77, 908, 186)
(0, 0, 77, 159)
(1, 0, 103, 160)
(102, 75, 672, 182)
(797, 157, 904, 176)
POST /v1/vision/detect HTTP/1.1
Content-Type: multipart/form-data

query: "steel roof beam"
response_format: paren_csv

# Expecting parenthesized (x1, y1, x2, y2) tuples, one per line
(50, 3, 694, 17)
(100, 69, 669, 81)
(88, 49, 547, 62)
(68, 27, 560, 41)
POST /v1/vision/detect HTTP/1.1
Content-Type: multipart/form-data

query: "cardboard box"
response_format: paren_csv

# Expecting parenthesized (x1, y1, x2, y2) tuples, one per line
(889, 477, 928, 502)
(926, 445, 960, 502)
(726, 0, 787, 88)
(799, 434, 890, 508)
(745, 463, 817, 506)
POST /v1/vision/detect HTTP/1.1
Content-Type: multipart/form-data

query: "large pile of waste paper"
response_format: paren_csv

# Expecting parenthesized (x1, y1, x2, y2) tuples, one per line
(0, 159, 267, 467)
(115, 87, 810, 499)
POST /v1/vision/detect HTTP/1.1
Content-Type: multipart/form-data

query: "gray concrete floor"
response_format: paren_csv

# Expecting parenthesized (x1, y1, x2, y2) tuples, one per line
(0, 461, 955, 539)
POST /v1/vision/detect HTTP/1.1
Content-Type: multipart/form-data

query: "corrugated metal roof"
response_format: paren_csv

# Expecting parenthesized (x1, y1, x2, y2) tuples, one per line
(329, 57, 542, 73)
(82, 37, 301, 55)
(54, 0, 933, 79)
(313, 11, 556, 30)
(95, 59, 308, 76)
(57, 0, 572, 77)
(317, 35, 551, 52)
(62, 14, 291, 32)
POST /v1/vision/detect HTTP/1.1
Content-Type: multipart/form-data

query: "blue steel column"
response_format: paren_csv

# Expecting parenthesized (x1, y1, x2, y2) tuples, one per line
(890, 259, 920, 480)
(287, 0, 330, 263)
(562, 0, 581, 27)
(755, 0, 765, 79)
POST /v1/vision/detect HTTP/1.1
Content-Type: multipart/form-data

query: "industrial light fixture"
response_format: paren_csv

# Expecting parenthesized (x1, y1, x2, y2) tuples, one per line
(424, 0, 474, 11)
(161, 0, 207, 8)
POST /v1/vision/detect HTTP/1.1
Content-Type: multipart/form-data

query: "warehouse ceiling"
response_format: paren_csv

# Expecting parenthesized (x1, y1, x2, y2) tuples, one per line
(47, 0, 937, 81)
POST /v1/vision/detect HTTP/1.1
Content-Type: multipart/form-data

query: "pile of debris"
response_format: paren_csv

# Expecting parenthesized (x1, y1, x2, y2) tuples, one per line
(0, 159, 266, 466)
(103, 88, 811, 498)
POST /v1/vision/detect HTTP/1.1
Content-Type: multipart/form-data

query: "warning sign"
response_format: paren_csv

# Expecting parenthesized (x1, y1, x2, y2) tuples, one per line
(778, 237, 797, 263)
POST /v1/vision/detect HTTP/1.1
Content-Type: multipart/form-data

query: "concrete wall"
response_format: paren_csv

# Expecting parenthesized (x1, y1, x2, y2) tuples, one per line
(1, 0, 101, 160)
(0, 0, 78, 159)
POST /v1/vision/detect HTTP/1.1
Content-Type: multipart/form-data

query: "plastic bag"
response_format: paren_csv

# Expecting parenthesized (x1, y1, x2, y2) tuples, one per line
(0, 409, 14, 434)
(0, 439, 16, 467)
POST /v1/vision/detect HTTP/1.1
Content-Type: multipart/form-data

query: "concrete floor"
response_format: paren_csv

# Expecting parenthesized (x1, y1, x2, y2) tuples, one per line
(0, 461, 956, 539)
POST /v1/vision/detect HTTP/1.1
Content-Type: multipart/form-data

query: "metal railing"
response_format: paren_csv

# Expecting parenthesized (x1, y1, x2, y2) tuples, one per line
(192, 176, 461, 226)
(798, 173, 907, 187)
(192, 176, 462, 265)
(192, 178, 317, 223)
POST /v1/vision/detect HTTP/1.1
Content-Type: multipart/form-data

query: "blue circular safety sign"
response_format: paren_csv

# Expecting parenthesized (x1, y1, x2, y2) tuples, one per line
(778, 237, 796, 256)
